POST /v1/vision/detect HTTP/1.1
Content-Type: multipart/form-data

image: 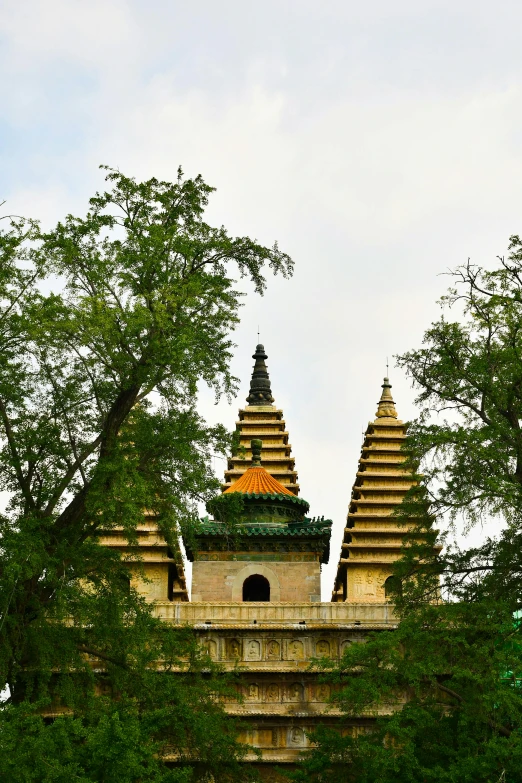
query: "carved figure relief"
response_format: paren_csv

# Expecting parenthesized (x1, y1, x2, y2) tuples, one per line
(288, 640, 304, 660)
(316, 639, 330, 656)
(290, 727, 304, 746)
(247, 683, 259, 700)
(365, 569, 376, 595)
(288, 683, 304, 701)
(315, 684, 330, 701)
(246, 639, 261, 661)
(266, 640, 280, 659)
(266, 684, 279, 702)
(228, 639, 241, 658)
(144, 566, 164, 599)
(354, 569, 376, 597)
(353, 571, 364, 597)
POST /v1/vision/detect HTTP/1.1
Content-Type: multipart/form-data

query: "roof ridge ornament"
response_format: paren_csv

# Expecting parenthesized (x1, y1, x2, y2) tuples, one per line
(246, 343, 275, 405)
(250, 438, 262, 466)
(375, 376, 398, 419)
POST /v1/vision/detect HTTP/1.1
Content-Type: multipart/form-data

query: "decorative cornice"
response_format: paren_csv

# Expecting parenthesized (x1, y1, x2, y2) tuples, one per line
(195, 522, 331, 537)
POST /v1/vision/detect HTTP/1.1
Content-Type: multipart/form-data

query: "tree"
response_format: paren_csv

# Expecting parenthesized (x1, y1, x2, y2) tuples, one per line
(0, 166, 292, 780)
(293, 238, 522, 783)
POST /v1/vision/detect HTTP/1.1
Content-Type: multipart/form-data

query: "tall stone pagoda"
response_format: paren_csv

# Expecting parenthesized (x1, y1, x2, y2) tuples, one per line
(92, 348, 436, 779)
(331, 377, 418, 603)
(223, 344, 299, 495)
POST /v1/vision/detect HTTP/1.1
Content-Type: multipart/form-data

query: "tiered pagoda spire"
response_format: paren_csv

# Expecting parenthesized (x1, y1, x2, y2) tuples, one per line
(223, 344, 299, 495)
(331, 378, 418, 603)
(246, 344, 274, 405)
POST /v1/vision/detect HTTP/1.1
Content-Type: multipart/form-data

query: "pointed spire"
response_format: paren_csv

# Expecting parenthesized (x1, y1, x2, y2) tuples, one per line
(375, 377, 398, 419)
(246, 344, 274, 405)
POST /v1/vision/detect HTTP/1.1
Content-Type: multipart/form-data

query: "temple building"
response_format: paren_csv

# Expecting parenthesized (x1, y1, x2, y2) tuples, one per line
(101, 344, 427, 779)
(331, 376, 419, 603)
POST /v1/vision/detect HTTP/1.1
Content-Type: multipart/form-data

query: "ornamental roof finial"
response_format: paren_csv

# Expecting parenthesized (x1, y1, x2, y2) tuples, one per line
(375, 377, 398, 419)
(246, 344, 274, 405)
(250, 438, 262, 466)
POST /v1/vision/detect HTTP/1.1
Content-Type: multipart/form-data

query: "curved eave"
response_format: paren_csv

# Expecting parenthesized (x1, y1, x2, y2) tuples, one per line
(235, 491, 310, 508)
(195, 522, 332, 537)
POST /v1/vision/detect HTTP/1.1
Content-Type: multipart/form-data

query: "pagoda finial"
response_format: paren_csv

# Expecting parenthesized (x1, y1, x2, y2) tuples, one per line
(375, 377, 398, 419)
(251, 438, 262, 466)
(246, 344, 274, 405)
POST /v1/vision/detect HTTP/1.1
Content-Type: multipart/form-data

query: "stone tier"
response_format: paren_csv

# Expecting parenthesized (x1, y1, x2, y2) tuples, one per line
(99, 516, 189, 602)
(153, 601, 397, 769)
(223, 406, 299, 495)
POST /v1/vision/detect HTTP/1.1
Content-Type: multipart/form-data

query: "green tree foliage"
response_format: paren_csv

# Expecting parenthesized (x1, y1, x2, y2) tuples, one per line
(0, 167, 292, 780)
(293, 239, 522, 783)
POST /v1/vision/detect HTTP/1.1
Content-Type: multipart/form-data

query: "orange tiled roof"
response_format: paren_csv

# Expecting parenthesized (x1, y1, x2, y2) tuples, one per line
(223, 466, 294, 496)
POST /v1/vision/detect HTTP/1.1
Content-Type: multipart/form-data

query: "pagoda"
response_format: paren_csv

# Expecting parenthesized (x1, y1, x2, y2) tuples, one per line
(223, 344, 299, 494)
(188, 438, 331, 603)
(95, 348, 406, 775)
(331, 377, 419, 603)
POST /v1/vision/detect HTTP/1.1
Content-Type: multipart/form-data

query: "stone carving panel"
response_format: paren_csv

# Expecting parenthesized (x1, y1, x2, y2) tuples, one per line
(315, 683, 330, 701)
(316, 639, 330, 656)
(353, 569, 377, 598)
(245, 639, 261, 661)
(287, 682, 304, 701)
(228, 638, 241, 659)
(266, 639, 280, 660)
(287, 640, 304, 660)
(289, 727, 305, 746)
(247, 683, 259, 700)
(142, 565, 165, 600)
(266, 684, 279, 702)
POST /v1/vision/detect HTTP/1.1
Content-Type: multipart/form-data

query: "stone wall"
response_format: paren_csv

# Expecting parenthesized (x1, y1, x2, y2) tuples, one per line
(191, 558, 322, 602)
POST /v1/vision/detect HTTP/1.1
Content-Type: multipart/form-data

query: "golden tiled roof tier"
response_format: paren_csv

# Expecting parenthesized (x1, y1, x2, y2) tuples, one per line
(222, 405, 299, 495)
(223, 465, 294, 497)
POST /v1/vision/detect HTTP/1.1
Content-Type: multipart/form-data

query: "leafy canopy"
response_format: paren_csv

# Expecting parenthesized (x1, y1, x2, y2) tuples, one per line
(294, 239, 522, 783)
(0, 166, 292, 781)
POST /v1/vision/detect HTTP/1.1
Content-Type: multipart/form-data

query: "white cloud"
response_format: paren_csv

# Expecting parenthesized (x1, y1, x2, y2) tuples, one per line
(2, 0, 522, 596)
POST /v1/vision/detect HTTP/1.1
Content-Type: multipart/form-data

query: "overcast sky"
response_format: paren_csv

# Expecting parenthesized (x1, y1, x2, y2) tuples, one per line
(2, 1, 521, 596)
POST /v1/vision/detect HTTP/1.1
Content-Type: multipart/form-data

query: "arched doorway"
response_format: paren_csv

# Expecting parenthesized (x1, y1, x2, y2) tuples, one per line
(243, 574, 270, 602)
(384, 575, 402, 598)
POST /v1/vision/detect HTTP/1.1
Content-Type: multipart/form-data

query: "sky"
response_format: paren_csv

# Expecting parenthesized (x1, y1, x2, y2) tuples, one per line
(1, 0, 521, 597)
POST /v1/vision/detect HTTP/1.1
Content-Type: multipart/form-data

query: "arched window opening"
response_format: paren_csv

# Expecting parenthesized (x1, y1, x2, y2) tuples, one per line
(384, 575, 402, 599)
(243, 574, 270, 602)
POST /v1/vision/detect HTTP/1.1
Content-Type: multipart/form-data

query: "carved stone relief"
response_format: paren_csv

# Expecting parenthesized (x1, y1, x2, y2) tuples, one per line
(316, 639, 330, 656)
(287, 639, 304, 660)
(266, 639, 280, 660)
(353, 569, 377, 597)
(287, 682, 304, 701)
(142, 565, 165, 599)
(245, 639, 261, 661)
(228, 638, 241, 658)
(315, 684, 330, 701)
(266, 684, 279, 702)
(289, 727, 305, 746)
